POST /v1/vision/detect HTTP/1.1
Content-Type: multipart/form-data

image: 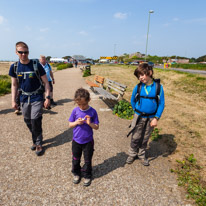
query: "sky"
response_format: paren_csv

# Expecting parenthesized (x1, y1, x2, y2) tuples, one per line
(0, 0, 206, 61)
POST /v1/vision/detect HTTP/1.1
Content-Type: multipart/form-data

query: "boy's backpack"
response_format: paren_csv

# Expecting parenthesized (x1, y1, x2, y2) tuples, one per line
(135, 78, 161, 108)
(14, 59, 44, 99)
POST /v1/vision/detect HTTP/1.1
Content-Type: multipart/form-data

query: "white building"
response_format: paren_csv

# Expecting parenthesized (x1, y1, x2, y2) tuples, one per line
(50, 58, 67, 63)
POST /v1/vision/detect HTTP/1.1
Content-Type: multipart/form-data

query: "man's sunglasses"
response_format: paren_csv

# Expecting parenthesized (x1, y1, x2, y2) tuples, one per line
(17, 51, 29, 54)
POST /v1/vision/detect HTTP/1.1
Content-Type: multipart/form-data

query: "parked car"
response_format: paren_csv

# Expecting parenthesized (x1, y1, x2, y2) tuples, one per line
(130, 61, 139, 65)
(148, 61, 154, 67)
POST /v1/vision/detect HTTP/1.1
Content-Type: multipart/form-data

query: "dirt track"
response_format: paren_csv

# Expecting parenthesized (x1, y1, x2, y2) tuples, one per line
(0, 67, 192, 205)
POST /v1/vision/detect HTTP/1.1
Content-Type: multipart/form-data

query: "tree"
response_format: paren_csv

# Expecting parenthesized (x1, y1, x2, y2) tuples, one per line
(46, 56, 51, 62)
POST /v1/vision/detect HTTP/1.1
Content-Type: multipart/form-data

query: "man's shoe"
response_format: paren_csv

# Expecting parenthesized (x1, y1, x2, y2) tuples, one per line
(84, 178, 91, 187)
(51, 100, 57, 105)
(14, 110, 21, 115)
(31, 144, 36, 151)
(73, 175, 81, 184)
(35, 145, 43, 156)
(126, 156, 136, 164)
(140, 158, 150, 166)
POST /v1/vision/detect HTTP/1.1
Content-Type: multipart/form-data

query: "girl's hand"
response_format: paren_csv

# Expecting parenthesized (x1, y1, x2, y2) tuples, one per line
(84, 115, 91, 125)
(150, 118, 158, 127)
(76, 118, 85, 125)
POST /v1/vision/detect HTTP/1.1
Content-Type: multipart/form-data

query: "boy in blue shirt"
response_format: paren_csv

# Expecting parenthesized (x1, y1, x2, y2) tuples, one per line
(126, 63, 165, 166)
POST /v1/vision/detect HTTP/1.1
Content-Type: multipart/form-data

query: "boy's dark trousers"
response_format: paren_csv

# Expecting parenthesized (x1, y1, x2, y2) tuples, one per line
(72, 140, 94, 179)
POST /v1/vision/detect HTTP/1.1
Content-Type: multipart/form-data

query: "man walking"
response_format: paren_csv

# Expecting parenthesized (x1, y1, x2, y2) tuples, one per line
(9, 41, 50, 156)
(39, 55, 57, 106)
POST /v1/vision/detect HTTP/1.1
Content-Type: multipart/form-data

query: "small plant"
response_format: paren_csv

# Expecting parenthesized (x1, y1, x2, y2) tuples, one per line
(113, 100, 134, 120)
(0, 75, 11, 96)
(171, 154, 206, 206)
(83, 69, 91, 77)
(151, 128, 162, 141)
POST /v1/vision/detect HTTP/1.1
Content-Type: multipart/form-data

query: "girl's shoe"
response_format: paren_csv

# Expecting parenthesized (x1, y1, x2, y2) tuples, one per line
(126, 156, 135, 164)
(73, 175, 81, 184)
(84, 178, 91, 187)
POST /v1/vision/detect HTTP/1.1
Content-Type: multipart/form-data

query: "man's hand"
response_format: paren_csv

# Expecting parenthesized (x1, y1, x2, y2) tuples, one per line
(44, 99, 50, 109)
(12, 101, 18, 110)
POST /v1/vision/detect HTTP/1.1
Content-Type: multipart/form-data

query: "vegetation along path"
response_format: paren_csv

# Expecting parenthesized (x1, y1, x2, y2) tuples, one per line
(0, 67, 192, 205)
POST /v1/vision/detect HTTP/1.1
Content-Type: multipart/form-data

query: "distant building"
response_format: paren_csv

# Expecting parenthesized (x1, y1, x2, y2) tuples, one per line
(50, 57, 67, 63)
(72, 55, 87, 64)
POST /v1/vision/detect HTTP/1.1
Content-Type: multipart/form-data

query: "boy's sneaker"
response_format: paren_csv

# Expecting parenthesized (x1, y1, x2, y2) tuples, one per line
(84, 178, 91, 187)
(126, 156, 136, 164)
(140, 158, 149, 166)
(73, 175, 81, 184)
(31, 144, 36, 151)
(35, 145, 43, 156)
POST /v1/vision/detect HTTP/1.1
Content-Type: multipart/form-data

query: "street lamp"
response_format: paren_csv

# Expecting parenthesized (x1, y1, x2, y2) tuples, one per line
(114, 44, 117, 56)
(145, 10, 154, 61)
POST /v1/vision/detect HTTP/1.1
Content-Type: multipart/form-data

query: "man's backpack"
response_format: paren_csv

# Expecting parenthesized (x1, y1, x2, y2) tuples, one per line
(14, 59, 44, 99)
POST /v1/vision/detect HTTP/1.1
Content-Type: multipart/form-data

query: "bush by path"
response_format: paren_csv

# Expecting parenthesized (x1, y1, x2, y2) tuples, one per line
(0, 75, 11, 96)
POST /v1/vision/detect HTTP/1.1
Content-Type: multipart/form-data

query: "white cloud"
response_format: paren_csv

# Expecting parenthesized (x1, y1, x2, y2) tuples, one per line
(114, 12, 127, 20)
(25, 26, 32, 31)
(78, 30, 88, 35)
(163, 23, 170, 27)
(185, 17, 206, 24)
(40, 27, 49, 32)
(0, 16, 5, 24)
(173, 17, 179, 21)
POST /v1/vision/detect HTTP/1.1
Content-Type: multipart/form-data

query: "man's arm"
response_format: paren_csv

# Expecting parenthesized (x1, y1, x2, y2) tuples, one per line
(11, 77, 18, 109)
(50, 70, 55, 84)
(41, 74, 50, 108)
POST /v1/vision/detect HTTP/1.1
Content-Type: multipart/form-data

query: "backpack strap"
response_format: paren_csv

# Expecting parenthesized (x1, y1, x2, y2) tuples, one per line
(135, 82, 142, 105)
(32, 59, 43, 86)
(154, 78, 161, 104)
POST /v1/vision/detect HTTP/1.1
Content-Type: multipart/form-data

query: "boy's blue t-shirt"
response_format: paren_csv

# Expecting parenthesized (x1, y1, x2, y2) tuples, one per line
(69, 106, 99, 144)
(9, 60, 46, 103)
(131, 81, 165, 119)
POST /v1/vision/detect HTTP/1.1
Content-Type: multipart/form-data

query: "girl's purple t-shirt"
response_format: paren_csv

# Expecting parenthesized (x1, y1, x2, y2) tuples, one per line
(68, 106, 99, 144)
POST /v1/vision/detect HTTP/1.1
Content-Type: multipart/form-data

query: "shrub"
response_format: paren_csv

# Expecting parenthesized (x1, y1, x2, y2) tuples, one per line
(113, 100, 134, 120)
(56, 63, 73, 70)
(151, 128, 162, 141)
(83, 69, 91, 77)
(0, 75, 11, 96)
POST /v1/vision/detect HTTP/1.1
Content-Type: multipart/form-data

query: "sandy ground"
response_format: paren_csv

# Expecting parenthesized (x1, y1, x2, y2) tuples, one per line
(0, 66, 193, 205)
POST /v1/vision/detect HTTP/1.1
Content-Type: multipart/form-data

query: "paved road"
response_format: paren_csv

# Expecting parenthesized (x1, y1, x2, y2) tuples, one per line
(0, 67, 192, 205)
(155, 65, 206, 75)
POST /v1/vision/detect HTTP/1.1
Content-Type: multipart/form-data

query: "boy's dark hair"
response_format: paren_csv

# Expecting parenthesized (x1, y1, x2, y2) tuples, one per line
(74, 88, 90, 102)
(134, 63, 153, 79)
(16, 41, 29, 50)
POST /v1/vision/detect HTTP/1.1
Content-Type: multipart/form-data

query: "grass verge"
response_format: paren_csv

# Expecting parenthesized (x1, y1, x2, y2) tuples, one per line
(0, 75, 11, 96)
(171, 154, 206, 206)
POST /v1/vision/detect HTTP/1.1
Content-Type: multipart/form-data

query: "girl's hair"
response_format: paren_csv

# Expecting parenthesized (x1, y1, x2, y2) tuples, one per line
(134, 63, 153, 79)
(16, 41, 29, 50)
(74, 88, 90, 102)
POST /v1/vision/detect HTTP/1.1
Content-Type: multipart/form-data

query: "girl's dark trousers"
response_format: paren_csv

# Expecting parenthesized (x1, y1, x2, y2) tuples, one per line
(72, 140, 94, 179)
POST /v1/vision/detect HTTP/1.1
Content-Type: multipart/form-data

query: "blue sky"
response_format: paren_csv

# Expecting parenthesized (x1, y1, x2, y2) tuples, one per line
(0, 0, 206, 61)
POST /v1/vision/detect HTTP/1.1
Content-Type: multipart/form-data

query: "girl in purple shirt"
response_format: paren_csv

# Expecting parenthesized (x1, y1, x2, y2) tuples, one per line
(69, 88, 99, 186)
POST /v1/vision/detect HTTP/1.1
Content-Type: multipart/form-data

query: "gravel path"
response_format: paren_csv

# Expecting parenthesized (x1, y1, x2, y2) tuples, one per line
(0, 67, 192, 206)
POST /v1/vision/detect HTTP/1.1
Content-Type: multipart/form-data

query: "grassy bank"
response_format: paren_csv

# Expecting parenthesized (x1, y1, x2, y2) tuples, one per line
(84, 65, 206, 192)
(0, 75, 11, 96)
(171, 63, 206, 71)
